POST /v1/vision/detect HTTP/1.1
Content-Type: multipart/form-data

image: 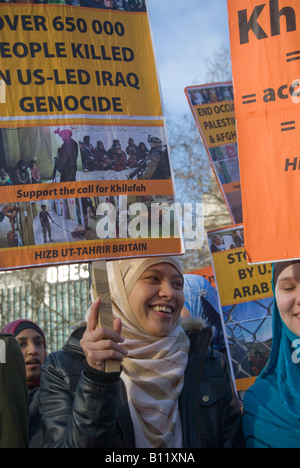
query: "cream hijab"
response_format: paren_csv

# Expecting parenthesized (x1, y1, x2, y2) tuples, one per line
(106, 257, 190, 448)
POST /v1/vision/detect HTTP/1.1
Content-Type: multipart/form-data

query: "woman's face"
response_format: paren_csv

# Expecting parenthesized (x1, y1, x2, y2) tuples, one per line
(16, 329, 45, 383)
(128, 263, 184, 337)
(275, 263, 300, 337)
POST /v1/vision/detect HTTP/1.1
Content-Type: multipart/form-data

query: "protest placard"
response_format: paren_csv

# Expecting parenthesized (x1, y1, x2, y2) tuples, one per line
(227, 0, 300, 263)
(185, 82, 242, 224)
(0, 4, 162, 126)
(208, 224, 273, 396)
(0, 2, 183, 269)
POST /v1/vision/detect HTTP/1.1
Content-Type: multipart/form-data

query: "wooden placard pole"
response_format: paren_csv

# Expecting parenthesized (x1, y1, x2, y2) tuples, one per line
(91, 260, 121, 373)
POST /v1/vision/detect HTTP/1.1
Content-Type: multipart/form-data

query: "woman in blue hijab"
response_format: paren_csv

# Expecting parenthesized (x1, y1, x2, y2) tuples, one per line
(183, 274, 225, 351)
(243, 260, 300, 448)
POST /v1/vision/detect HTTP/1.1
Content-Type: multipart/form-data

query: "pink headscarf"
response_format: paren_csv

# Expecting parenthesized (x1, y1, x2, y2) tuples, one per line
(1, 320, 46, 389)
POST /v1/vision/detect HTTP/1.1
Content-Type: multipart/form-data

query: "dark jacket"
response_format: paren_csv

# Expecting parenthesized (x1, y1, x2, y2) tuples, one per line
(39, 324, 243, 448)
(0, 334, 29, 448)
(29, 387, 43, 448)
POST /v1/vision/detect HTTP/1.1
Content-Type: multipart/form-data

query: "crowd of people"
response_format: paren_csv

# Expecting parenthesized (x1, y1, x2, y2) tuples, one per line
(0, 160, 41, 187)
(187, 85, 234, 106)
(78, 134, 171, 180)
(1, 256, 300, 448)
(0, 133, 170, 187)
(80, 136, 150, 173)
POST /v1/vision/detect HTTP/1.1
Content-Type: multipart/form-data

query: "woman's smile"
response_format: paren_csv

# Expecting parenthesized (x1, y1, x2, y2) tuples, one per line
(128, 263, 184, 336)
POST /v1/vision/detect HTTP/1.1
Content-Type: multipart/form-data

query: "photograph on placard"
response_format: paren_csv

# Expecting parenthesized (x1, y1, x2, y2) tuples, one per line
(0, 125, 172, 189)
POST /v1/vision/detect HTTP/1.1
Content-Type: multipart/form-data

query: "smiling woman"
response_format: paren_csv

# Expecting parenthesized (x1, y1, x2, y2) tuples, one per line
(274, 262, 300, 337)
(39, 256, 243, 448)
(243, 260, 300, 448)
(105, 257, 189, 447)
(123, 260, 185, 337)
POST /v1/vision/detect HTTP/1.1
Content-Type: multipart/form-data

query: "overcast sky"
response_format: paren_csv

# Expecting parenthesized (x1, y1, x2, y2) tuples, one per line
(147, 0, 231, 118)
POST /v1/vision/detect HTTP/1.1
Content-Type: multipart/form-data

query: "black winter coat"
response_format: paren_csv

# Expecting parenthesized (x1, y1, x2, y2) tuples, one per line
(39, 325, 243, 448)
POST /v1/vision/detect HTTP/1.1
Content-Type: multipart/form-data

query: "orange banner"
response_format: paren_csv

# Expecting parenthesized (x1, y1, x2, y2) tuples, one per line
(228, 0, 300, 263)
(0, 179, 174, 204)
(189, 265, 216, 289)
(0, 237, 183, 270)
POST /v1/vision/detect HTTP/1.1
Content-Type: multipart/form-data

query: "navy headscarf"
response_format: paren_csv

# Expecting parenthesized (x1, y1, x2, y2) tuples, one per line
(183, 274, 225, 350)
(183, 274, 220, 319)
(243, 261, 300, 448)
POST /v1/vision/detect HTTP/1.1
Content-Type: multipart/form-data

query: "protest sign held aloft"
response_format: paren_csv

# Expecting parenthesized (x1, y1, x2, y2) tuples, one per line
(228, 0, 300, 263)
(0, 2, 182, 270)
(208, 224, 273, 397)
(185, 82, 243, 225)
